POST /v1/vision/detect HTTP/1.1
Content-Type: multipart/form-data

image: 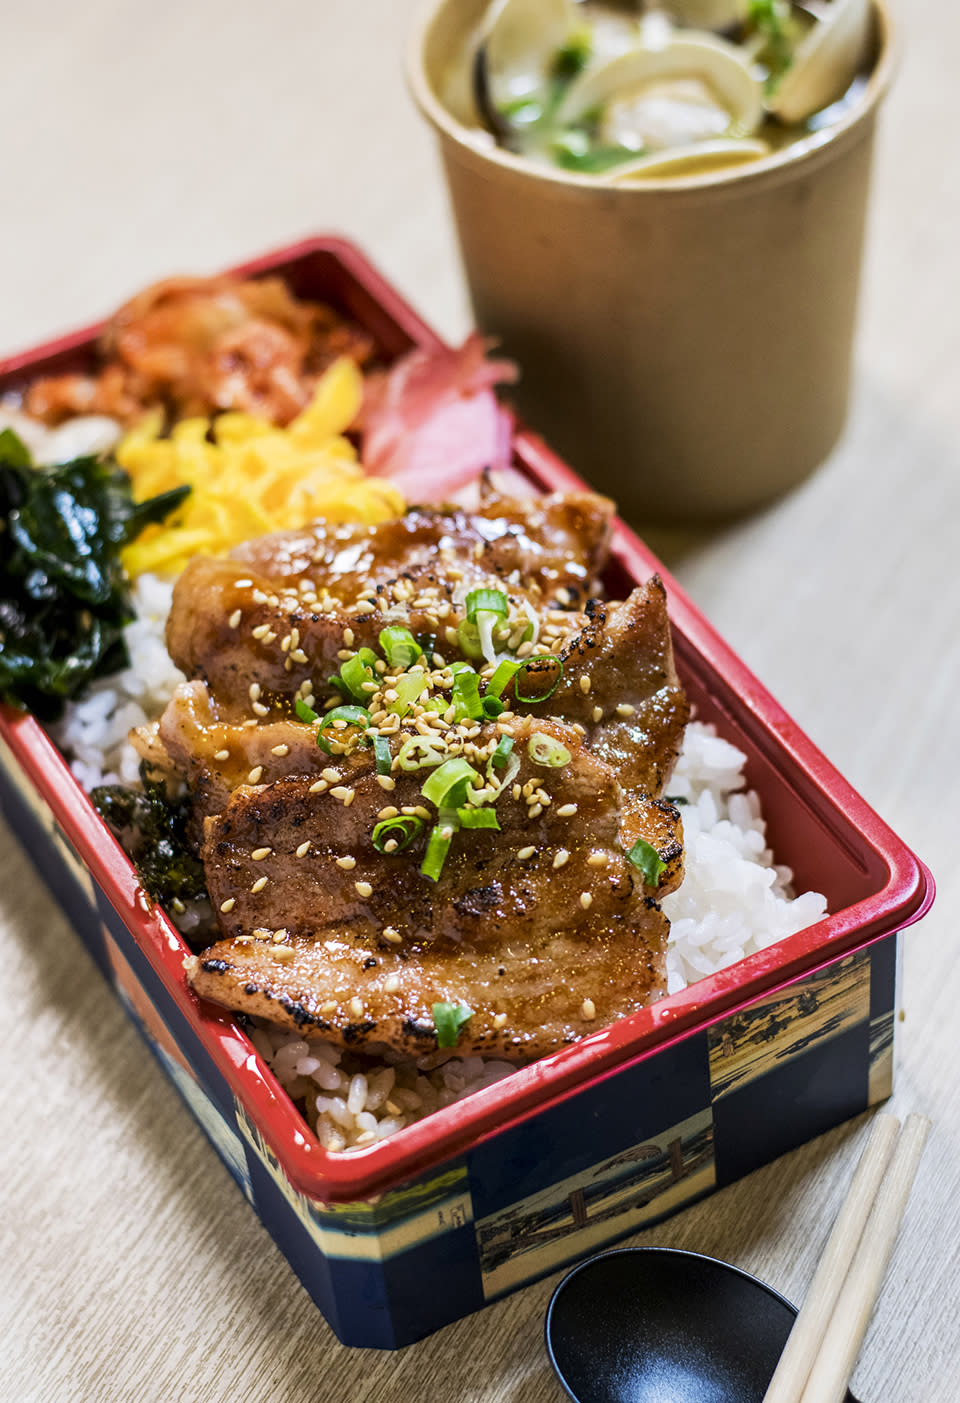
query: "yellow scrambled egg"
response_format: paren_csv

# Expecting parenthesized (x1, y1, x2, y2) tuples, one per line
(118, 356, 403, 577)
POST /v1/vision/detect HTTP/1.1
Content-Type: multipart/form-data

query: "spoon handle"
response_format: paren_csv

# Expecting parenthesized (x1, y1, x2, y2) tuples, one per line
(797, 1113, 931, 1403)
(761, 1113, 900, 1403)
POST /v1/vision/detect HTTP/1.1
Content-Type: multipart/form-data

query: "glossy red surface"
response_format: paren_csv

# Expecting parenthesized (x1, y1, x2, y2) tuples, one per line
(0, 235, 933, 1203)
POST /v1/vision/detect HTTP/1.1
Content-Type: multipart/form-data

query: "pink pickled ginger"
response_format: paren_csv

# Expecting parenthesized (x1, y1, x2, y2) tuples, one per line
(360, 333, 518, 497)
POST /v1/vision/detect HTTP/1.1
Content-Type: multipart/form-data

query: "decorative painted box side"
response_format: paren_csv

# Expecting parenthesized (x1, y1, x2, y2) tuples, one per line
(0, 733, 899, 1348)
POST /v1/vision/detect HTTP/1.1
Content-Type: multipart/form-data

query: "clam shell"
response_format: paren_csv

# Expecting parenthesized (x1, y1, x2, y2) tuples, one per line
(767, 0, 872, 125)
(606, 136, 770, 181)
(554, 34, 765, 140)
(481, 0, 575, 106)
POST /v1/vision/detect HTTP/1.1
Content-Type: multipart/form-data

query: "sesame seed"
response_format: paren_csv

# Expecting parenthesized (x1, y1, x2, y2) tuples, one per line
(384, 839, 398, 853)
(228, 609, 242, 629)
(581, 997, 597, 1020)
(616, 703, 636, 717)
(336, 856, 357, 870)
(219, 898, 236, 913)
(271, 744, 290, 757)
(382, 926, 401, 943)
(349, 997, 364, 1018)
(272, 928, 289, 942)
(330, 785, 351, 800)
(376, 775, 396, 791)
(320, 999, 338, 1015)
(290, 649, 309, 664)
(354, 600, 375, 615)
(321, 768, 341, 783)
(272, 946, 295, 962)
(553, 849, 570, 869)
(592, 706, 603, 723)
(343, 627, 355, 647)
(355, 881, 373, 898)
(512, 784, 522, 800)
(579, 675, 591, 694)
(234, 578, 252, 589)
(252, 589, 268, 605)
(579, 892, 593, 910)
(557, 803, 578, 817)
(247, 766, 264, 784)
(378, 806, 399, 821)
(309, 779, 328, 793)
(493, 1012, 508, 1029)
(587, 852, 609, 868)
(251, 623, 270, 640)
(252, 701, 269, 717)
(250, 876, 268, 894)
(213, 749, 230, 762)
(517, 846, 536, 860)
(343, 789, 356, 806)
(296, 841, 311, 858)
(249, 683, 261, 702)
(251, 847, 272, 861)
(528, 803, 543, 818)
(263, 631, 277, 644)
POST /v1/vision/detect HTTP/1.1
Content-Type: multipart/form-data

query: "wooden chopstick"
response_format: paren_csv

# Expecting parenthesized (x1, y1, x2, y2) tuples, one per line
(761, 1112, 901, 1403)
(797, 1112, 931, 1403)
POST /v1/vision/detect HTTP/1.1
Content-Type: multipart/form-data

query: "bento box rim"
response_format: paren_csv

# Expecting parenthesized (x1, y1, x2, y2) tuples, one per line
(0, 233, 934, 1204)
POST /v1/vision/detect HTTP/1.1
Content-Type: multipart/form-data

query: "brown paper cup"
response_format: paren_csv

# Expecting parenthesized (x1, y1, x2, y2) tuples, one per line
(408, 1, 896, 523)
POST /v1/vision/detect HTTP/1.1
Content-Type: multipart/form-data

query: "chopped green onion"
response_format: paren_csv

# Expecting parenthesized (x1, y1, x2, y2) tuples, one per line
(625, 838, 667, 887)
(389, 666, 426, 717)
(379, 626, 422, 670)
(457, 807, 500, 830)
(528, 732, 571, 768)
(295, 698, 318, 724)
(328, 673, 350, 698)
(482, 696, 505, 719)
(373, 734, 392, 775)
(515, 654, 563, 703)
(432, 1001, 474, 1048)
(317, 704, 370, 754)
(339, 647, 378, 701)
(421, 823, 457, 881)
(397, 735, 449, 771)
(448, 660, 473, 676)
(452, 668, 483, 721)
(465, 588, 509, 622)
(457, 619, 484, 660)
(491, 735, 514, 768)
(487, 658, 519, 699)
(372, 814, 423, 853)
(421, 757, 478, 809)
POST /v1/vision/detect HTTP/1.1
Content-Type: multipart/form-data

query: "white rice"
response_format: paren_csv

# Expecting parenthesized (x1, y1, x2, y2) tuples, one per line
(53, 578, 828, 1152)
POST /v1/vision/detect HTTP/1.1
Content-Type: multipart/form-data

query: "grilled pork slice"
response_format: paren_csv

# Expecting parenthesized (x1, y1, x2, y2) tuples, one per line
(187, 911, 667, 1063)
(187, 720, 681, 1057)
(231, 489, 614, 594)
(165, 494, 612, 710)
(551, 577, 689, 795)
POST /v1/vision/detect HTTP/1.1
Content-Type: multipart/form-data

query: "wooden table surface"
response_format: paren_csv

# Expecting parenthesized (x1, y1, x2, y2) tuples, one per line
(1, 3, 956, 1399)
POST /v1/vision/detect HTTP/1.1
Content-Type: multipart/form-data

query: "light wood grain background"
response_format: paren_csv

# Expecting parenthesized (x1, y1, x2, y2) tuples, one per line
(1, 3, 957, 1400)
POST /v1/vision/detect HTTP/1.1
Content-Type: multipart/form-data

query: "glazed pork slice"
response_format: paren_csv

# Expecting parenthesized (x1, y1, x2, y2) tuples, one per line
(187, 720, 682, 1059)
(230, 489, 614, 596)
(165, 494, 612, 709)
(550, 576, 689, 795)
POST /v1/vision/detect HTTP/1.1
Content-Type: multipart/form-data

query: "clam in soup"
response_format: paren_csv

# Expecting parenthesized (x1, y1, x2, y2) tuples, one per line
(463, 0, 875, 179)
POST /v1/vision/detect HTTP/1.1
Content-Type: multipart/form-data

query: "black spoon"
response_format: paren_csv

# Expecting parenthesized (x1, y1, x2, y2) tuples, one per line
(545, 1247, 860, 1403)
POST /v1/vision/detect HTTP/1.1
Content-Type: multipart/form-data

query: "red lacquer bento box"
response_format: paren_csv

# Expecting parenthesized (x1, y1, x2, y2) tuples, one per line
(0, 236, 934, 1348)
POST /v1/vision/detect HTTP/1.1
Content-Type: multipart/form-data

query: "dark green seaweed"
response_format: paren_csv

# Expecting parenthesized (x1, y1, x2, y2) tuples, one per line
(0, 429, 189, 719)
